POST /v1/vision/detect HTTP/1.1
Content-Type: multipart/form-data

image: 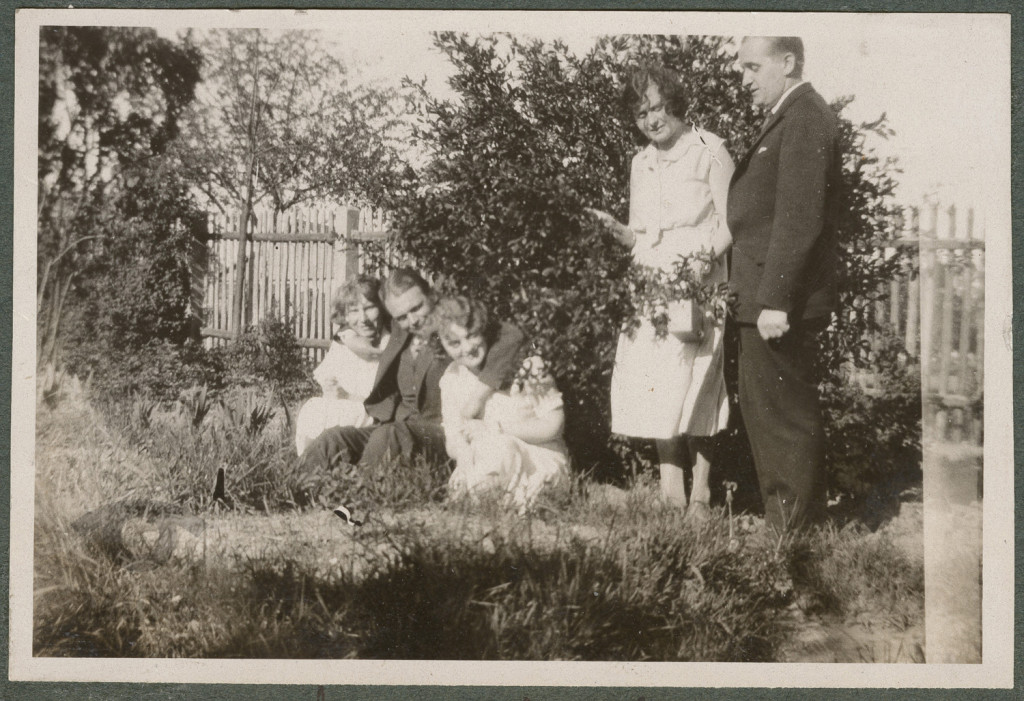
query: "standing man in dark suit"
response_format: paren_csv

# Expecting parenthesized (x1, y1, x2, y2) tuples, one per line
(727, 36, 840, 530)
(296, 267, 524, 475)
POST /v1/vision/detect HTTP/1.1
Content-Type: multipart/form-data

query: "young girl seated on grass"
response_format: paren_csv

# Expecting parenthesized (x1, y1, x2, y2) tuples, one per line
(434, 296, 569, 511)
(294, 276, 390, 454)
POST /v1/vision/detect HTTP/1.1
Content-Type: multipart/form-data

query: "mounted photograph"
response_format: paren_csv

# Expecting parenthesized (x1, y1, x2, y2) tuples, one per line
(9, 7, 1013, 688)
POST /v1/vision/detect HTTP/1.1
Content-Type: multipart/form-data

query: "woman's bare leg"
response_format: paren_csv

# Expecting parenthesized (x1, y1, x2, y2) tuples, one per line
(685, 437, 713, 522)
(688, 438, 712, 506)
(655, 437, 688, 509)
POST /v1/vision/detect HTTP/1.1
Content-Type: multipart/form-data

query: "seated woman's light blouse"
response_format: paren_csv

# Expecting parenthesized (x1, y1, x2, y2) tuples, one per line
(441, 355, 569, 510)
(294, 334, 389, 455)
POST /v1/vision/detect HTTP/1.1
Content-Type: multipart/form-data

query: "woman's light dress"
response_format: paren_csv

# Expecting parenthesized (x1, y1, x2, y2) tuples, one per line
(294, 335, 389, 454)
(610, 127, 730, 440)
(441, 356, 569, 510)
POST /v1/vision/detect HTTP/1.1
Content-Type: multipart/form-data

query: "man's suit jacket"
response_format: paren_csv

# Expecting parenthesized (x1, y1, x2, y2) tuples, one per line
(364, 320, 526, 424)
(727, 82, 840, 325)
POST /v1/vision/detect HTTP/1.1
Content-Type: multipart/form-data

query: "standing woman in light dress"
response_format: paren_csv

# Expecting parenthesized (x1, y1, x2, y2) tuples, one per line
(294, 276, 390, 455)
(592, 65, 734, 519)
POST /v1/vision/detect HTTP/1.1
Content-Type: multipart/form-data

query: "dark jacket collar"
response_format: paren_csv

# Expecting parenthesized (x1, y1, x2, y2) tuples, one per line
(742, 82, 817, 161)
(373, 325, 411, 385)
(762, 82, 815, 133)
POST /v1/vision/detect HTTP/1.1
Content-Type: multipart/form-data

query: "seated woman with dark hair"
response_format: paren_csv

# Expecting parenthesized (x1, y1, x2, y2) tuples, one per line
(294, 275, 390, 454)
(434, 295, 569, 511)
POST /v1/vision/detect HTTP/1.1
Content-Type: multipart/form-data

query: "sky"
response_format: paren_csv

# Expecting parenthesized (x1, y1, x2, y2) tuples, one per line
(323, 12, 1009, 223)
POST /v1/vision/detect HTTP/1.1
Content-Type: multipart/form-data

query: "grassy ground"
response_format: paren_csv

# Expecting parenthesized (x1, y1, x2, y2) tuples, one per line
(33, 383, 924, 661)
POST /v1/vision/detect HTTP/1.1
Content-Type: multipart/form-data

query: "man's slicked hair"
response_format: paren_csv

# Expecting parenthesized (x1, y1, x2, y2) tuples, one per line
(383, 267, 431, 301)
(744, 36, 805, 79)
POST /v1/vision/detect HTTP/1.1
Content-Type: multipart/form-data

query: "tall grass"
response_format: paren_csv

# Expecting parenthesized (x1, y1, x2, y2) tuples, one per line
(36, 508, 792, 660)
(790, 525, 924, 629)
(34, 381, 924, 661)
(95, 385, 314, 511)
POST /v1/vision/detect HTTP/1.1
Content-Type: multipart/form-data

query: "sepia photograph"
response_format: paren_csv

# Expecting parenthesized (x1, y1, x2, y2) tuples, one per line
(8, 7, 1014, 689)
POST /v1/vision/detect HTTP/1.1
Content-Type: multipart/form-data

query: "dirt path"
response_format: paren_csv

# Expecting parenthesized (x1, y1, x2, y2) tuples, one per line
(111, 503, 608, 583)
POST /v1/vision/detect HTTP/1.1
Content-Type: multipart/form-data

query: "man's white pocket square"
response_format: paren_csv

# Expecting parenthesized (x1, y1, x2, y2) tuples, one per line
(757, 146, 768, 154)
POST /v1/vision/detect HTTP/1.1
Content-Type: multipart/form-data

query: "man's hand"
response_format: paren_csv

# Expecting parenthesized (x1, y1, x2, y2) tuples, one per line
(757, 309, 790, 340)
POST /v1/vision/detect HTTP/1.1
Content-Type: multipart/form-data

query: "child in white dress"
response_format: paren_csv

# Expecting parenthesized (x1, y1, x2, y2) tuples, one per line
(434, 296, 569, 511)
(294, 276, 390, 454)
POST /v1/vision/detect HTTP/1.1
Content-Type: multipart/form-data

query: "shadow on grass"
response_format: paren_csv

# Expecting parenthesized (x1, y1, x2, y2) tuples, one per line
(205, 524, 787, 662)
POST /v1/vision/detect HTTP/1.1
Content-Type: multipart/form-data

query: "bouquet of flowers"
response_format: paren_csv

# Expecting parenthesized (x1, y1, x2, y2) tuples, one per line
(626, 248, 733, 341)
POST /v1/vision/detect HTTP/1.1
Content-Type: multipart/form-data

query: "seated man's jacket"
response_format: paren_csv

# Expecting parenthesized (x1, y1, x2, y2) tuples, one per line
(364, 320, 526, 424)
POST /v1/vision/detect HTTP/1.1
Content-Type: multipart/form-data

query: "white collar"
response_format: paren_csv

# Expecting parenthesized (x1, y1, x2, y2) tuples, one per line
(771, 80, 806, 114)
(643, 125, 705, 166)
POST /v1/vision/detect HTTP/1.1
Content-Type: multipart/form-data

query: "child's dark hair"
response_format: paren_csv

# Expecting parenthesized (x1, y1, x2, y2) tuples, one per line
(432, 295, 499, 347)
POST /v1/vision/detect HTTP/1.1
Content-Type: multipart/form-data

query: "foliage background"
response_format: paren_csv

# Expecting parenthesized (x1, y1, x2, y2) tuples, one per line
(392, 33, 920, 497)
(37, 27, 921, 506)
(37, 27, 204, 371)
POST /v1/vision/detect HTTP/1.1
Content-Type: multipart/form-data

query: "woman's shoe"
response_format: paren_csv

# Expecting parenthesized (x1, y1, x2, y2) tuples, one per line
(685, 500, 711, 524)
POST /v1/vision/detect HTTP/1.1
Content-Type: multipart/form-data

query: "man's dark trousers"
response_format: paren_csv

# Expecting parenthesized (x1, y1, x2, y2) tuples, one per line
(299, 419, 446, 472)
(736, 319, 828, 530)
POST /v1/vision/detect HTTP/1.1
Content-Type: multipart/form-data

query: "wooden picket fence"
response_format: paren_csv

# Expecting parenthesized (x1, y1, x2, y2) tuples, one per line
(196, 200, 985, 444)
(862, 201, 985, 445)
(197, 204, 398, 362)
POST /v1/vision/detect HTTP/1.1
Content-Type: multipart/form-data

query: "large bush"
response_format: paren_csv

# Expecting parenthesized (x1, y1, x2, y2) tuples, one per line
(59, 164, 213, 400)
(38, 26, 202, 368)
(392, 33, 917, 498)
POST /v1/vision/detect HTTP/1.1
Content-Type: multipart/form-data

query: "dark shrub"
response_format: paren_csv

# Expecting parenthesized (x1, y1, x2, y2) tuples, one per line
(215, 317, 318, 404)
(392, 34, 913, 501)
(822, 336, 922, 502)
(68, 338, 227, 403)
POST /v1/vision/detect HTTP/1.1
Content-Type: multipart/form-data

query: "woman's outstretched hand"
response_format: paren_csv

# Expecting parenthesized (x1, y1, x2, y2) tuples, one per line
(585, 208, 635, 249)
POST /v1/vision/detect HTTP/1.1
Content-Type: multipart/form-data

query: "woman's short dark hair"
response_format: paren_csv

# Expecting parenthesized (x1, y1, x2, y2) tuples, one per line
(620, 64, 688, 122)
(432, 295, 499, 346)
(331, 275, 389, 337)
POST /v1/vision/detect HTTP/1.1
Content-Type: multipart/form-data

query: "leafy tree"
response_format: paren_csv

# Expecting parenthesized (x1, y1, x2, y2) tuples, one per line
(37, 26, 203, 369)
(62, 163, 207, 351)
(175, 28, 409, 217)
(172, 28, 409, 337)
(393, 33, 916, 494)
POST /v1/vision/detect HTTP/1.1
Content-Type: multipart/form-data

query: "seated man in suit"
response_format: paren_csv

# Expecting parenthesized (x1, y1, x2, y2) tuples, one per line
(296, 267, 525, 475)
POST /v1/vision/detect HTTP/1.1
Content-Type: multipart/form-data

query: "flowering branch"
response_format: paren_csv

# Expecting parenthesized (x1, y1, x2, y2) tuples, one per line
(625, 248, 733, 339)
